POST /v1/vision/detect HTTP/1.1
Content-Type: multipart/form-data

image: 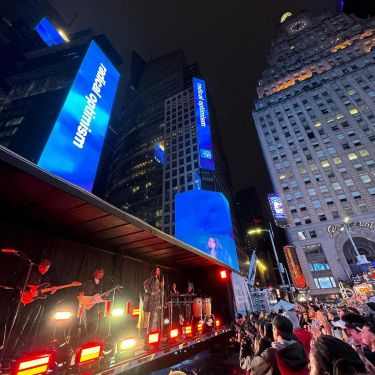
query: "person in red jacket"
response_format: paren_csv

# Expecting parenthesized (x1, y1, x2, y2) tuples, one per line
(250, 315, 309, 375)
(283, 311, 312, 356)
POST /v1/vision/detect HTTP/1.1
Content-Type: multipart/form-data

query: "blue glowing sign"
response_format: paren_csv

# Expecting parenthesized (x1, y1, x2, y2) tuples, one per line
(38, 41, 120, 191)
(268, 194, 288, 228)
(193, 78, 215, 170)
(154, 143, 165, 164)
(35, 18, 66, 46)
(175, 190, 239, 271)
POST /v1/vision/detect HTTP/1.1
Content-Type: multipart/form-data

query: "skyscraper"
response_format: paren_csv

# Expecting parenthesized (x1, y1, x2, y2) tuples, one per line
(253, 11, 375, 296)
(105, 51, 190, 229)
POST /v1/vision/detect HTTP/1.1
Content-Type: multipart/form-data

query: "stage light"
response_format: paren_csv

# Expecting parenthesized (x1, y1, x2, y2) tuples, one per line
(215, 319, 221, 329)
(220, 270, 228, 279)
(54, 311, 71, 321)
(169, 328, 180, 340)
(76, 342, 102, 364)
(13, 353, 52, 375)
(118, 338, 136, 351)
(197, 322, 203, 334)
(146, 332, 160, 346)
(164, 318, 170, 325)
(132, 307, 140, 317)
(111, 308, 124, 317)
(182, 324, 192, 336)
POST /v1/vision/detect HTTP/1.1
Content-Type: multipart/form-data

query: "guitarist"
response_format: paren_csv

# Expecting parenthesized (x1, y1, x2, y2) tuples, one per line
(78, 268, 108, 339)
(3, 259, 56, 363)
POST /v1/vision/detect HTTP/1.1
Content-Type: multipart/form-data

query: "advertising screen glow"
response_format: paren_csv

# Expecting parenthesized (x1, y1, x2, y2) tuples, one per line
(192, 78, 215, 170)
(268, 194, 288, 228)
(35, 18, 66, 46)
(38, 41, 120, 191)
(154, 143, 165, 164)
(175, 190, 239, 271)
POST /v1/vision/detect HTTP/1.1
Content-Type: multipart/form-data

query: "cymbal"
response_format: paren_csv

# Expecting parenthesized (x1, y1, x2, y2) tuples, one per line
(0, 285, 13, 290)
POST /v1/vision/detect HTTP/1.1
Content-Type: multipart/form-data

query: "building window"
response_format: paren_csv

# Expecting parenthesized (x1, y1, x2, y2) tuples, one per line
(333, 157, 342, 164)
(309, 230, 317, 238)
(312, 200, 321, 208)
(308, 188, 316, 196)
(298, 231, 307, 240)
(347, 152, 357, 160)
(360, 174, 371, 184)
(321, 160, 330, 168)
(319, 214, 327, 221)
(332, 182, 342, 190)
(359, 149, 369, 157)
(345, 178, 354, 187)
(368, 187, 375, 196)
(314, 277, 337, 289)
(309, 262, 330, 271)
(332, 211, 340, 219)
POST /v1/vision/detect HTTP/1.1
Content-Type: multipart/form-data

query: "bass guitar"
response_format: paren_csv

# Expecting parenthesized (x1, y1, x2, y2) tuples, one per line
(77, 285, 123, 310)
(21, 282, 81, 305)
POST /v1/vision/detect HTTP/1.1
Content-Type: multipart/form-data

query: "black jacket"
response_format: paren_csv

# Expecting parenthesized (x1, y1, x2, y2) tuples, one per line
(251, 340, 308, 375)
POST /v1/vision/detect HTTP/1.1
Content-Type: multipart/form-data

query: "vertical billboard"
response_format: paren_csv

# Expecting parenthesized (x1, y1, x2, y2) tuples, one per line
(175, 190, 239, 271)
(283, 245, 307, 289)
(35, 18, 67, 46)
(153, 143, 165, 164)
(38, 41, 120, 191)
(268, 193, 288, 228)
(192, 78, 215, 170)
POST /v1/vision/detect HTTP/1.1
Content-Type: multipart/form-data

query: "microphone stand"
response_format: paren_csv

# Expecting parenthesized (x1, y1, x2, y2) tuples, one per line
(160, 276, 165, 336)
(1, 251, 34, 363)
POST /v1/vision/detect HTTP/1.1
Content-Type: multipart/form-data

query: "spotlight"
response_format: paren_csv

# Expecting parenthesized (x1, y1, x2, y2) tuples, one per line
(75, 342, 102, 365)
(54, 311, 71, 321)
(132, 307, 140, 317)
(169, 328, 180, 340)
(197, 322, 203, 334)
(12, 352, 53, 375)
(182, 324, 192, 337)
(111, 308, 124, 317)
(164, 318, 170, 325)
(116, 338, 136, 360)
(220, 270, 228, 279)
(215, 319, 221, 329)
(146, 331, 160, 346)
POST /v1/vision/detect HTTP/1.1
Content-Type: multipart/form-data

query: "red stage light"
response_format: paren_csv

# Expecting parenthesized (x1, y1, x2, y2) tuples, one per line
(197, 322, 203, 334)
(147, 332, 160, 345)
(13, 353, 52, 375)
(215, 319, 221, 329)
(183, 324, 192, 336)
(76, 342, 102, 364)
(220, 270, 228, 279)
(54, 311, 71, 321)
(169, 328, 179, 339)
(132, 307, 140, 317)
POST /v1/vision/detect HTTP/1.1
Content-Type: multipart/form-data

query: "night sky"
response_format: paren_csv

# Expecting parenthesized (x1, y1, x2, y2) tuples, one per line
(51, 0, 337, 195)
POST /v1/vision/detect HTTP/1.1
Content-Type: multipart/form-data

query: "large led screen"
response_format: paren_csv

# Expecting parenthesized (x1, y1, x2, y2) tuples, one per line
(35, 17, 66, 46)
(38, 41, 120, 191)
(175, 190, 239, 271)
(192, 78, 215, 170)
(268, 193, 288, 228)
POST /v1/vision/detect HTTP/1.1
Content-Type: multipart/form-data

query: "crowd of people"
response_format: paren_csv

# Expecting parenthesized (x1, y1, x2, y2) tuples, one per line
(234, 300, 375, 375)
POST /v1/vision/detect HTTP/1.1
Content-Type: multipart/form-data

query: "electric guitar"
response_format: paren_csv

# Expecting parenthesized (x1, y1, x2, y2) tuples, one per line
(21, 282, 81, 305)
(77, 285, 123, 310)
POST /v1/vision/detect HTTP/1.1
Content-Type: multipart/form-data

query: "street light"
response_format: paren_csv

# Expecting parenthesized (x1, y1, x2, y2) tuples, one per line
(247, 227, 286, 285)
(256, 259, 267, 272)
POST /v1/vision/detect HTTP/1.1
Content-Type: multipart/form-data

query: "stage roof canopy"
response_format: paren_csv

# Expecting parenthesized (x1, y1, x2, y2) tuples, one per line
(0, 146, 235, 271)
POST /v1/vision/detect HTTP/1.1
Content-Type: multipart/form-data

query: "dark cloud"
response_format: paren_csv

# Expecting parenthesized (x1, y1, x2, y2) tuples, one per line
(51, 0, 337, 192)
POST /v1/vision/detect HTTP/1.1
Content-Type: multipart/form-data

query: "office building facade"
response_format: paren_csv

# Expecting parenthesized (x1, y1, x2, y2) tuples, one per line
(253, 11, 375, 296)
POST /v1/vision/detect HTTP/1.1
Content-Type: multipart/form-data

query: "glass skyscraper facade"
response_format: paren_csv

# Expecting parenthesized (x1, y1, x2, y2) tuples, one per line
(253, 11, 375, 296)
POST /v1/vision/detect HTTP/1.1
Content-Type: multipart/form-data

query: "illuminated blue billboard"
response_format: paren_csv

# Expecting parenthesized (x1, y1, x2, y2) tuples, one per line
(38, 41, 120, 191)
(35, 18, 67, 46)
(154, 143, 165, 164)
(193, 78, 215, 170)
(175, 190, 239, 271)
(268, 194, 288, 228)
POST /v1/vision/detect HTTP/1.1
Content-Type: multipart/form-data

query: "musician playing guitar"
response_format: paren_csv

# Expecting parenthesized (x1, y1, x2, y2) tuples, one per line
(78, 267, 110, 339)
(3, 259, 56, 361)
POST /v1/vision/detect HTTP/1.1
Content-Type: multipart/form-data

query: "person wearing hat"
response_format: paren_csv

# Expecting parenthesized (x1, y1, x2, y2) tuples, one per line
(250, 316, 308, 375)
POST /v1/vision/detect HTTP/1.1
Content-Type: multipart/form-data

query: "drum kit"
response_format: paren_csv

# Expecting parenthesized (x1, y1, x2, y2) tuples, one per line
(168, 294, 214, 331)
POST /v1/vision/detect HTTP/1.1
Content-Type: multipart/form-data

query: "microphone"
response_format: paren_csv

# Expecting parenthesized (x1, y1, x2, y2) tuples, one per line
(1, 249, 18, 254)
